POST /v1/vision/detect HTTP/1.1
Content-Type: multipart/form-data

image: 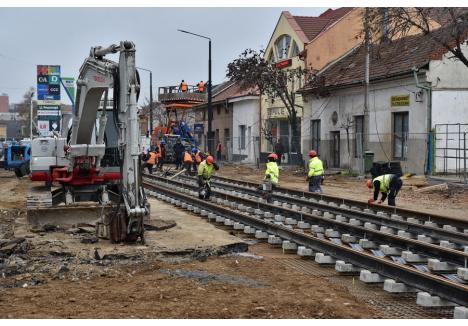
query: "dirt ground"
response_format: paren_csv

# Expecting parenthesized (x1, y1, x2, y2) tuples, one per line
(0, 169, 379, 319)
(219, 163, 468, 221)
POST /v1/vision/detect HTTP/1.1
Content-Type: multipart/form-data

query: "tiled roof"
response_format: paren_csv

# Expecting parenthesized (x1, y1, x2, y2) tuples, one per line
(193, 81, 259, 109)
(304, 26, 466, 91)
(292, 8, 353, 42)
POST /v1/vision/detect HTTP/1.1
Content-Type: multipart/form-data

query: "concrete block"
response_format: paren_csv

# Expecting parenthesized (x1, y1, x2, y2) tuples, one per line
(424, 221, 439, 228)
(439, 240, 456, 249)
(215, 216, 225, 223)
(264, 212, 273, 218)
(296, 229, 305, 234)
(351, 206, 362, 211)
(243, 226, 256, 234)
(359, 239, 377, 249)
(364, 222, 377, 230)
(312, 209, 322, 216)
(383, 279, 417, 293)
(457, 267, 468, 281)
(379, 245, 402, 256)
(233, 222, 245, 230)
(359, 270, 385, 283)
(318, 200, 327, 205)
(325, 229, 340, 238)
(291, 204, 301, 211)
(407, 217, 421, 224)
(282, 203, 291, 209)
(401, 251, 427, 263)
(363, 208, 373, 214)
(297, 246, 314, 256)
(282, 240, 297, 251)
(200, 210, 208, 217)
(323, 212, 335, 219)
(397, 230, 413, 239)
(268, 235, 282, 245)
(380, 226, 395, 234)
(328, 202, 338, 207)
(193, 207, 201, 214)
(464, 229, 468, 234)
(216, 198, 224, 204)
(390, 214, 404, 221)
(255, 230, 268, 239)
(428, 259, 456, 272)
(274, 215, 285, 222)
(376, 211, 388, 218)
(443, 225, 458, 233)
(454, 306, 468, 319)
(335, 215, 348, 223)
(246, 207, 255, 213)
(335, 260, 360, 273)
(284, 225, 293, 229)
(237, 204, 246, 211)
(207, 213, 216, 220)
(315, 253, 336, 264)
(465, 246, 468, 253)
(339, 204, 349, 209)
(285, 218, 298, 225)
(230, 202, 237, 209)
(297, 221, 310, 229)
(175, 200, 182, 206)
(273, 201, 281, 206)
(254, 209, 263, 215)
(170, 198, 176, 204)
(187, 205, 194, 211)
(301, 207, 311, 214)
(224, 219, 234, 226)
(341, 234, 357, 243)
(181, 203, 187, 209)
(417, 234, 434, 243)
(416, 292, 457, 307)
(349, 218, 362, 226)
(311, 225, 324, 233)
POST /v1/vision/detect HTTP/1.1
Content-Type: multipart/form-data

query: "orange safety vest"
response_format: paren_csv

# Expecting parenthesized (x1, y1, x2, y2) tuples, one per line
(197, 82, 205, 92)
(155, 146, 161, 158)
(180, 82, 188, 92)
(195, 151, 202, 163)
(147, 152, 157, 165)
(184, 152, 193, 162)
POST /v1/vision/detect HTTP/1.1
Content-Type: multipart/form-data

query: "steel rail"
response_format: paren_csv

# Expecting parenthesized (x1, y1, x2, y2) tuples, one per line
(144, 174, 468, 267)
(143, 180, 468, 306)
(172, 174, 468, 246)
(211, 175, 468, 230)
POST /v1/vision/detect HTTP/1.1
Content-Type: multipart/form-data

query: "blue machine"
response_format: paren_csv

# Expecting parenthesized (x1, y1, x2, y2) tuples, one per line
(3, 142, 31, 171)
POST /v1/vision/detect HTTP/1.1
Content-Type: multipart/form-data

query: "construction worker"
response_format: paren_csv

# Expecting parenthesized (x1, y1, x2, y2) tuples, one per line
(173, 138, 185, 170)
(197, 155, 219, 200)
(144, 148, 157, 174)
(367, 174, 403, 206)
(179, 80, 188, 92)
(196, 80, 205, 93)
(307, 150, 324, 193)
(157, 140, 166, 171)
(262, 153, 279, 203)
(183, 148, 193, 175)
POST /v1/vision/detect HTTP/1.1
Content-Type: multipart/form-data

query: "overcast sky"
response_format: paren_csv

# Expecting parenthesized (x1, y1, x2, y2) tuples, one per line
(0, 7, 327, 105)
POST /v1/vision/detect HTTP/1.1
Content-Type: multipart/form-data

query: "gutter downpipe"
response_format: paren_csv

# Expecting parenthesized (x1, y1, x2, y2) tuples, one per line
(412, 66, 432, 175)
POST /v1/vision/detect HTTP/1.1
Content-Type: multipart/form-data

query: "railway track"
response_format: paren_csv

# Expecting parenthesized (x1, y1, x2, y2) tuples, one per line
(142, 172, 468, 313)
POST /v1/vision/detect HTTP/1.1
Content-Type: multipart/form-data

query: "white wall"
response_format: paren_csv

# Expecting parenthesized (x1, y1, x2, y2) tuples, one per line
(231, 96, 260, 163)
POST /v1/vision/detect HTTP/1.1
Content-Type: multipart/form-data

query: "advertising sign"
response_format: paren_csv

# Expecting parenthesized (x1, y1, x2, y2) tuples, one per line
(391, 94, 410, 107)
(61, 77, 75, 101)
(37, 65, 61, 102)
(37, 120, 50, 136)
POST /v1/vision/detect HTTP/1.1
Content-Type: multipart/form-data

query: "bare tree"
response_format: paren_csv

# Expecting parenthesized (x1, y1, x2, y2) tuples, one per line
(366, 7, 468, 67)
(140, 97, 167, 127)
(261, 119, 275, 148)
(339, 114, 354, 159)
(15, 87, 38, 137)
(227, 49, 306, 156)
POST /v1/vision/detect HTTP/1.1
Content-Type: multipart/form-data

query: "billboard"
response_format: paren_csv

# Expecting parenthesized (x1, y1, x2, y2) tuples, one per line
(37, 65, 61, 102)
(61, 77, 75, 102)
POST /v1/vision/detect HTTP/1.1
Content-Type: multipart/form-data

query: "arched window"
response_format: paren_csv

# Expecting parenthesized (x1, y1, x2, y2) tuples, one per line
(275, 34, 291, 60)
(267, 49, 275, 63)
(291, 40, 300, 57)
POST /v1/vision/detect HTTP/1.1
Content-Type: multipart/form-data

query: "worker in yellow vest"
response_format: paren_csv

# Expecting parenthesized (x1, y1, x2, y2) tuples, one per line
(197, 155, 219, 199)
(262, 153, 279, 203)
(366, 174, 403, 206)
(307, 150, 324, 193)
(179, 80, 188, 92)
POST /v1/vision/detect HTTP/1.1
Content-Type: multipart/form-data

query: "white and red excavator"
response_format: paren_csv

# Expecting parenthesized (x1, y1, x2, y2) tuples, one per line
(27, 41, 149, 243)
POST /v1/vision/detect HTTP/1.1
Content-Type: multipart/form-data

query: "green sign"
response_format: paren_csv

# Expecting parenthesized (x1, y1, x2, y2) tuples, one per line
(61, 77, 75, 101)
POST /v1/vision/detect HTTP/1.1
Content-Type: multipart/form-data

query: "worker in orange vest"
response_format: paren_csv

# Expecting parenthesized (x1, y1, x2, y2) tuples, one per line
(183, 149, 194, 175)
(144, 148, 157, 174)
(196, 80, 205, 93)
(179, 80, 188, 92)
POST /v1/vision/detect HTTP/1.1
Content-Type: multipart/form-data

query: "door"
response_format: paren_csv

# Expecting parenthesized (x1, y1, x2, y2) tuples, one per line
(331, 131, 340, 168)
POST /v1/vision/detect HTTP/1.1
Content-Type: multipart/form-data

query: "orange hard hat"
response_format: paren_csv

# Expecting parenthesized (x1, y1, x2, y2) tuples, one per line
(308, 150, 317, 157)
(366, 179, 373, 189)
(206, 156, 214, 165)
(268, 153, 278, 160)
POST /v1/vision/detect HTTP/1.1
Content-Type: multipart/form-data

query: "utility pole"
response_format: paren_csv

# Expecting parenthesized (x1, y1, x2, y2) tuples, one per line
(362, 7, 370, 174)
(207, 39, 213, 154)
(149, 70, 153, 136)
(30, 91, 34, 139)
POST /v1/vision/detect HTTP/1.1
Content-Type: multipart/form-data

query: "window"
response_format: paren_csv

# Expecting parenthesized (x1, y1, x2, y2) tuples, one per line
(291, 41, 300, 57)
(275, 34, 291, 60)
(311, 119, 321, 154)
(393, 112, 409, 160)
(239, 125, 246, 150)
(354, 115, 364, 158)
(215, 129, 220, 144)
(224, 128, 230, 144)
(267, 50, 275, 63)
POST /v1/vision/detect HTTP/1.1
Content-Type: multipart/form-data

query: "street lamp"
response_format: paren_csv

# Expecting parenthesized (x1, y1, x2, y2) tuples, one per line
(30, 91, 34, 140)
(177, 29, 213, 154)
(136, 67, 153, 137)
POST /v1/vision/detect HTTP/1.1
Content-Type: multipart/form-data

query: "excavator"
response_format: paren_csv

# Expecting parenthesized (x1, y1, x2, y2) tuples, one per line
(27, 41, 149, 243)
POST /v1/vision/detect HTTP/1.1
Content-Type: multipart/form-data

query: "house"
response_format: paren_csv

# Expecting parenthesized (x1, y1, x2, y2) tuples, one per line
(300, 27, 468, 174)
(261, 9, 354, 162)
(192, 81, 260, 162)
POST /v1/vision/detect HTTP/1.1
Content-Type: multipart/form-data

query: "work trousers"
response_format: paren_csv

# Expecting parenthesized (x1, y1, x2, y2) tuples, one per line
(308, 175, 323, 193)
(175, 156, 183, 169)
(184, 161, 192, 175)
(144, 163, 153, 174)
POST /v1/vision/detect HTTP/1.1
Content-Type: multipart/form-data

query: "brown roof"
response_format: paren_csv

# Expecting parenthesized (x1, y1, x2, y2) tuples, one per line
(304, 26, 466, 91)
(292, 8, 353, 42)
(193, 81, 259, 109)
